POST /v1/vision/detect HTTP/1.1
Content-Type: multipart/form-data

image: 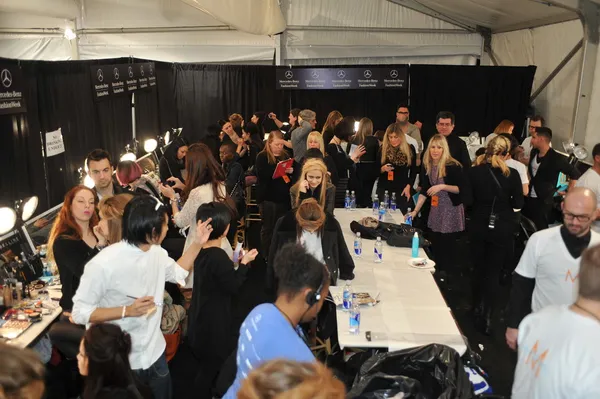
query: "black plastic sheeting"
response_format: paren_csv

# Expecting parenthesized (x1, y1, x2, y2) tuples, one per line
(348, 344, 474, 399)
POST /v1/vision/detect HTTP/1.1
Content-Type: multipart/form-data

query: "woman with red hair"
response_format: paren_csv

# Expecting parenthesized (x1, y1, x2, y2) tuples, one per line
(485, 119, 515, 146)
(116, 160, 160, 197)
(47, 185, 104, 313)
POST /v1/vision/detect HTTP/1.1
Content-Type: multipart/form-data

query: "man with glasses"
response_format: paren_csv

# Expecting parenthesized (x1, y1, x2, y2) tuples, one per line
(433, 111, 471, 167)
(395, 104, 422, 153)
(521, 115, 545, 161)
(505, 187, 600, 351)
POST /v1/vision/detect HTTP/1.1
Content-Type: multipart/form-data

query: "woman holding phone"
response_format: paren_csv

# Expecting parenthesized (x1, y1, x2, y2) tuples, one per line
(377, 123, 417, 213)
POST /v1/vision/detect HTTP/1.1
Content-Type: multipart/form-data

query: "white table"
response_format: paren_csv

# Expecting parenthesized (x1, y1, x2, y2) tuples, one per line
(333, 208, 467, 355)
(7, 286, 62, 348)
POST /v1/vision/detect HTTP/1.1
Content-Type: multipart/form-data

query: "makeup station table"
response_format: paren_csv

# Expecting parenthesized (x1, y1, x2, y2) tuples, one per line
(332, 208, 467, 355)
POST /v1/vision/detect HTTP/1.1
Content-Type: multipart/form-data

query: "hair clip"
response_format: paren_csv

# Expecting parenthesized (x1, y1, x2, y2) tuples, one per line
(150, 196, 163, 211)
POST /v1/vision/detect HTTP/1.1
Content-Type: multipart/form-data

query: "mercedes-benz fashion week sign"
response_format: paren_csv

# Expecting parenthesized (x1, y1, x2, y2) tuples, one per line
(91, 62, 157, 101)
(276, 67, 407, 90)
(0, 64, 26, 114)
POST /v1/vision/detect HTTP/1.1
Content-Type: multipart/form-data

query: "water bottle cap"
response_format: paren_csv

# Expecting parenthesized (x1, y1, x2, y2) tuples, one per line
(376, 236, 381, 241)
(356, 232, 361, 237)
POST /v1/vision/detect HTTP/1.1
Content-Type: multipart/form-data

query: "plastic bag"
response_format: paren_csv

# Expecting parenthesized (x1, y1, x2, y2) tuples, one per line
(348, 344, 474, 399)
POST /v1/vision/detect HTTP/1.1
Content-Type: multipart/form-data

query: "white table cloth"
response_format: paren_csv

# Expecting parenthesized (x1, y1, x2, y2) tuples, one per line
(332, 208, 467, 355)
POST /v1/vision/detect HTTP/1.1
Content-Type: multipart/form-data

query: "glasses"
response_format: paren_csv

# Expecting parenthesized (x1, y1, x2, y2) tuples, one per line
(529, 125, 539, 130)
(437, 123, 452, 127)
(563, 211, 592, 222)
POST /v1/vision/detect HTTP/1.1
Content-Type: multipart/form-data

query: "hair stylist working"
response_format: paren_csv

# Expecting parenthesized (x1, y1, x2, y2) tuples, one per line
(72, 196, 214, 399)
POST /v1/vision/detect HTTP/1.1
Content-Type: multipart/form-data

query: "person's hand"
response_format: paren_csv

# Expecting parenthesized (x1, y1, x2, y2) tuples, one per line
(269, 112, 277, 120)
(427, 184, 445, 196)
(381, 164, 394, 173)
(506, 327, 518, 351)
(299, 180, 309, 193)
(415, 121, 423, 130)
(127, 296, 155, 317)
(159, 183, 176, 200)
(241, 248, 259, 265)
(167, 176, 185, 190)
(285, 167, 294, 174)
(195, 218, 213, 246)
(404, 211, 417, 221)
(351, 145, 366, 162)
(92, 225, 108, 247)
(401, 185, 411, 200)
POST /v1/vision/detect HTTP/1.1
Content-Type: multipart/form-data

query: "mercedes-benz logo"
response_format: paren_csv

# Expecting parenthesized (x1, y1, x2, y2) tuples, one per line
(364, 70, 373, 79)
(140, 65, 145, 77)
(113, 67, 120, 80)
(96, 69, 104, 82)
(284, 70, 293, 79)
(337, 70, 346, 79)
(390, 70, 399, 78)
(1, 69, 12, 88)
(128, 66, 133, 78)
(311, 71, 319, 79)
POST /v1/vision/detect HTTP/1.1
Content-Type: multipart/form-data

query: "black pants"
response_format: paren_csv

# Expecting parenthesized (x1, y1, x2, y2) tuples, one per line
(259, 201, 290, 257)
(523, 196, 551, 231)
(429, 231, 462, 274)
(469, 223, 514, 312)
(48, 315, 85, 359)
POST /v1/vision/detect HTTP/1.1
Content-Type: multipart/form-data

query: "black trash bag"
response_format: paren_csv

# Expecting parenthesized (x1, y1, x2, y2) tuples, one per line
(348, 344, 474, 399)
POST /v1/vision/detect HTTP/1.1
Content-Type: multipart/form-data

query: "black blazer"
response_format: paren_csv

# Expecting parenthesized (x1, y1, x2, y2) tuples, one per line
(266, 211, 355, 298)
(419, 163, 471, 207)
(528, 148, 581, 202)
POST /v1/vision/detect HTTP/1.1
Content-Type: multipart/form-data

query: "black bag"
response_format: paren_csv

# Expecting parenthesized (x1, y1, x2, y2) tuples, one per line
(348, 344, 474, 399)
(350, 220, 430, 248)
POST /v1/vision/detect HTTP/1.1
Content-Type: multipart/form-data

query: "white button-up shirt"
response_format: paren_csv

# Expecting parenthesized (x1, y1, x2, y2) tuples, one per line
(72, 241, 188, 370)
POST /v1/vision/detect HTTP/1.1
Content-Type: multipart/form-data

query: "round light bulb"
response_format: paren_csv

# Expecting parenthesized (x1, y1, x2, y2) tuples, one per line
(83, 175, 95, 189)
(120, 152, 137, 162)
(21, 196, 38, 222)
(0, 207, 17, 235)
(164, 131, 171, 145)
(144, 139, 158, 153)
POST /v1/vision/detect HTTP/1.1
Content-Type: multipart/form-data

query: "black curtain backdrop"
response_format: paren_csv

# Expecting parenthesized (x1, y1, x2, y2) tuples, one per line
(1, 59, 536, 216)
(409, 65, 536, 145)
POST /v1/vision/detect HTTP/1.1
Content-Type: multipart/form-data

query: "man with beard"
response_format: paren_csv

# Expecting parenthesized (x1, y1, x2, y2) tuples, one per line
(395, 104, 422, 153)
(505, 187, 600, 350)
(87, 149, 132, 200)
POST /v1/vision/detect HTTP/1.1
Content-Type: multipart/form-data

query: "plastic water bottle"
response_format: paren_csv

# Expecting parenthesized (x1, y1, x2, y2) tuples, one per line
(372, 195, 379, 215)
(405, 208, 413, 226)
(384, 191, 389, 209)
(344, 190, 351, 210)
(232, 238, 244, 263)
(378, 202, 385, 221)
(342, 281, 353, 311)
(412, 232, 420, 258)
(349, 296, 361, 335)
(353, 232, 362, 258)
(390, 193, 397, 212)
(42, 260, 52, 277)
(374, 236, 383, 263)
(350, 191, 356, 211)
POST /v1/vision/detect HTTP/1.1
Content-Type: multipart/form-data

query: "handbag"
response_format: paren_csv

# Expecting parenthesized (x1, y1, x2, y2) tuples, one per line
(349, 219, 430, 248)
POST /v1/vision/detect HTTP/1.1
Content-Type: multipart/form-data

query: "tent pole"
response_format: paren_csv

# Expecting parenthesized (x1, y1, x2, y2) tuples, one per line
(529, 39, 583, 103)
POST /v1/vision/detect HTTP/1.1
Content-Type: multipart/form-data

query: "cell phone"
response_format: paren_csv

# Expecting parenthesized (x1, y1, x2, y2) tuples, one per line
(161, 180, 176, 187)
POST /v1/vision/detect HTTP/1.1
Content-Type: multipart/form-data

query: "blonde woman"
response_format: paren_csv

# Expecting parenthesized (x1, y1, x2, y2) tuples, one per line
(306, 131, 339, 185)
(290, 158, 336, 214)
(406, 134, 469, 280)
(238, 359, 345, 399)
(377, 122, 418, 212)
(350, 117, 380, 206)
(467, 135, 524, 335)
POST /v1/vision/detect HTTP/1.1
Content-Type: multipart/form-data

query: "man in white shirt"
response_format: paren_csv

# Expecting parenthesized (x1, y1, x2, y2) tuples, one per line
(512, 244, 600, 399)
(576, 143, 600, 232)
(500, 133, 529, 196)
(505, 188, 600, 350)
(521, 115, 544, 162)
(72, 196, 213, 399)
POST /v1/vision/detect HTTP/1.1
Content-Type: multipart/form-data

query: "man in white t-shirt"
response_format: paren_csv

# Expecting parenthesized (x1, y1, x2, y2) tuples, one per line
(500, 133, 529, 196)
(576, 143, 600, 233)
(505, 188, 600, 350)
(512, 244, 600, 399)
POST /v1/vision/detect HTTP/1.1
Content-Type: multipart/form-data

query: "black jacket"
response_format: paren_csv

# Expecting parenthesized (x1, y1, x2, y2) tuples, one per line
(159, 137, 189, 183)
(290, 182, 336, 214)
(266, 211, 355, 298)
(377, 145, 418, 197)
(420, 163, 471, 207)
(254, 152, 295, 204)
(528, 148, 581, 202)
(92, 177, 132, 200)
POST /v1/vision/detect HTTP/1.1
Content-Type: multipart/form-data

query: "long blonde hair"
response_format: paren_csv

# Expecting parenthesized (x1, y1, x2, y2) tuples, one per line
(353, 117, 373, 146)
(381, 123, 412, 166)
(261, 130, 289, 164)
(292, 159, 329, 209)
(422, 134, 462, 179)
(98, 193, 134, 245)
(475, 135, 511, 176)
(306, 131, 325, 156)
(238, 359, 345, 399)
